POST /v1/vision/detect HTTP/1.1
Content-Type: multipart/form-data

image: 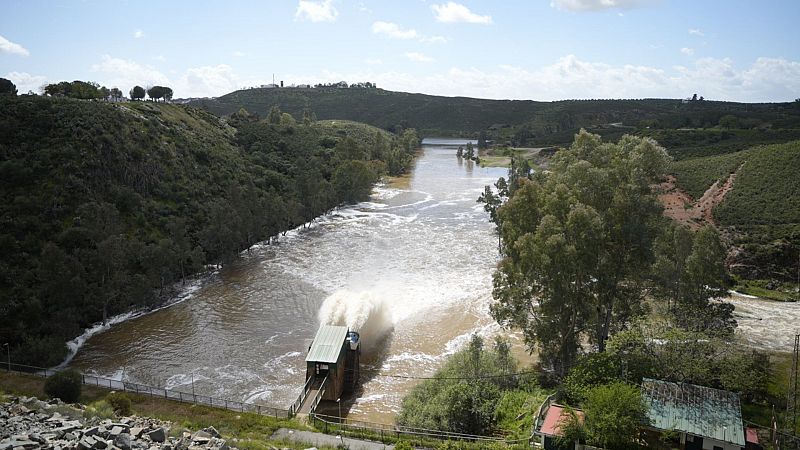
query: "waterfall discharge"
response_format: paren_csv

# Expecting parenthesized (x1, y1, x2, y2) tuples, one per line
(318, 290, 394, 353)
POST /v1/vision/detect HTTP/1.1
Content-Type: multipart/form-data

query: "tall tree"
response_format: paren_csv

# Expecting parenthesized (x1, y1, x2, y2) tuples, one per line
(490, 130, 670, 376)
(0, 78, 17, 95)
(267, 105, 282, 124)
(109, 87, 123, 101)
(130, 85, 145, 101)
(146, 86, 164, 102)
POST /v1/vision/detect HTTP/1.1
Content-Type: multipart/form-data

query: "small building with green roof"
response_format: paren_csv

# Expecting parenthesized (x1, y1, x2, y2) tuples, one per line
(642, 378, 747, 450)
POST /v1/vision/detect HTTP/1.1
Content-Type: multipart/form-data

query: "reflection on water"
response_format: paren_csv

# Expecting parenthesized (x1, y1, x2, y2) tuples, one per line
(70, 140, 523, 422)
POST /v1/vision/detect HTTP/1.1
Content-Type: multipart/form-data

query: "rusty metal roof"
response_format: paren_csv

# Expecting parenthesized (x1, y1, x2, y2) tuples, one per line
(305, 325, 348, 364)
(642, 378, 745, 446)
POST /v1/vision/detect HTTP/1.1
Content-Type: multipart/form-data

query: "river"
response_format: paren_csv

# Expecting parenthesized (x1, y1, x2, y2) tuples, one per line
(67, 138, 800, 424)
(68, 138, 525, 423)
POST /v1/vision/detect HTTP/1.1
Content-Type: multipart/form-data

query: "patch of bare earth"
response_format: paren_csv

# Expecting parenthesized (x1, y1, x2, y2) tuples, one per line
(657, 165, 742, 229)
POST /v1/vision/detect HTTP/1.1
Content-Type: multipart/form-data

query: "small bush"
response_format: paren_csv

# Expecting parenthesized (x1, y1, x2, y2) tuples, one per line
(44, 369, 82, 403)
(106, 392, 132, 416)
(84, 400, 116, 420)
(394, 441, 414, 450)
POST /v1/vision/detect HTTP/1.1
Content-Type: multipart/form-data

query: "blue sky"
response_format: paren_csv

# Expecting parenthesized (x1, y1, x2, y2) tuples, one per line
(1, 0, 798, 101)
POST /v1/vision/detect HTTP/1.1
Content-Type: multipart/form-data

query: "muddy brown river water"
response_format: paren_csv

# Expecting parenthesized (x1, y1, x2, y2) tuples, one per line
(66, 138, 798, 424)
(68, 139, 531, 423)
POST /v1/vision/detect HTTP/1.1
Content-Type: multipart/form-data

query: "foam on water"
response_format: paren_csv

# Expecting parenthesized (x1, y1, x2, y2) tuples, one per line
(318, 290, 394, 353)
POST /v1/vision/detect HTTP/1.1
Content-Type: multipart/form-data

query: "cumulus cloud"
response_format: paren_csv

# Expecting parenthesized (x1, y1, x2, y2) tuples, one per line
(90, 54, 262, 98)
(233, 50, 245, 57)
(295, 0, 338, 23)
(178, 65, 241, 97)
(91, 55, 170, 90)
(371, 21, 447, 44)
(283, 54, 800, 102)
(688, 28, 704, 37)
(420, 35, 448, 44)
(680, 47, 695, 56)
(0, 35, 30, 56)
(405, 52, 434, 63)
(5, 71, 47, 93)
(372, 21, 418, 40)
(431, 2, 492, 24)
(133, 30, 144, 39)
(551, 0, 650, 12)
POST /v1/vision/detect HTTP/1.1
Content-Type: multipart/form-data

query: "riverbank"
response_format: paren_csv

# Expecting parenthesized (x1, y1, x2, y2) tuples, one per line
(478, 146, 553, 168)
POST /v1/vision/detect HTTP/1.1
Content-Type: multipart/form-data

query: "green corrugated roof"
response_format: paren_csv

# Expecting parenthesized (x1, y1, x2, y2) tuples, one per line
(306, 325, 348, 364)
(642, 378, 745, 446)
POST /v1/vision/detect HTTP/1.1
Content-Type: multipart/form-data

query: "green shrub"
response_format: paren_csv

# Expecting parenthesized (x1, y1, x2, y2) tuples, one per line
(84, 400, 115, 420)
(106, 392, 132, 416)
(394, 441, 414, 450)
(44, 369, 82, 403)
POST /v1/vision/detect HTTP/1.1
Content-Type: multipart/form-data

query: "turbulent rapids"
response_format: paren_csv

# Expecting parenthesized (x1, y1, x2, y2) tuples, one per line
(318, 290, 394, 354)
(64, 137, 800, 424)
(68, 139, 513, 422)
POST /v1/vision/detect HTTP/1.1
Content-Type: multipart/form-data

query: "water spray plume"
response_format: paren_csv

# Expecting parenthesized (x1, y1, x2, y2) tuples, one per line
(318, 290, 394, 353)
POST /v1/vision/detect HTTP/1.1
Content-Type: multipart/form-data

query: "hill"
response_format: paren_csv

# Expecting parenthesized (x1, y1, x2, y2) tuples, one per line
(189, 87, 800, 139)
(0, 95, 416, 366)
(663, 140, 800, 289)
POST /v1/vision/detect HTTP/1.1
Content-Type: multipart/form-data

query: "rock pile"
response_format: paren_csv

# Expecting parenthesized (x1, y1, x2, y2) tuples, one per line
(0, 396, 235, 450)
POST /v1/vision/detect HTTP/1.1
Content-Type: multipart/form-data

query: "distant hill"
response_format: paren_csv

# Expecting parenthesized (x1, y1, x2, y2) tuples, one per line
(189, 87, 800, 141)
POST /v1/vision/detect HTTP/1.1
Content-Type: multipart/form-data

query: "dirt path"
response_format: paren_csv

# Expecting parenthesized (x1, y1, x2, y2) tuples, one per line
(657, 164, 742, 229)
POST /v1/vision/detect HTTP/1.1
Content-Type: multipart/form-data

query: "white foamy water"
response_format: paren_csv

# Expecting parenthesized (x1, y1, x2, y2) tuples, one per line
(728, 293, 800, 351)
(65, 142, 524, 422)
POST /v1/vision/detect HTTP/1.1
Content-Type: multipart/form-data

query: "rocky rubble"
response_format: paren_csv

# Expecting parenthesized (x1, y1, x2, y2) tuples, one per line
(0, 396, 235, 450)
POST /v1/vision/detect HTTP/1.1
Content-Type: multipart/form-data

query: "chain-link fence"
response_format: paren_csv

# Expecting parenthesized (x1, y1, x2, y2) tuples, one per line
(2, 362, 291, 419)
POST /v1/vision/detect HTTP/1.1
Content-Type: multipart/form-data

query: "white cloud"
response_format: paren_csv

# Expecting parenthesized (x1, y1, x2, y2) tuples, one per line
(372, 21, 447, 44)
(420, 35, 448, 44)
(550, 0, 650, 12)
(295, 0, 338, 23)
(431, 2, 492, 24)
(688, 28, 704, 37)
(178, 65, 241, 98)
(233, 50, 245, 57)
(405, 52, 434, 63)
(372, 21, 418, 40)
(91, 55, 170, 90)
(284, 54, 800, 102)
(5, 71, 47, 93)
(154, 55, 166, 62)
(0, 35, 30, 56)
(133, 30, 144, 39)
(680, 47, 695, 56)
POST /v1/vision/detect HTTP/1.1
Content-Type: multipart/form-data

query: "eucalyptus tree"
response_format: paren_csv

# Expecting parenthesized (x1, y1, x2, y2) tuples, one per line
(490, 130, 670, 376)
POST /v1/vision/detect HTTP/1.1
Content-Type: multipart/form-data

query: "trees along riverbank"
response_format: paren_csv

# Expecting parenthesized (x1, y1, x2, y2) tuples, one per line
(399, 130, 772, 447)
(0, 95, 419, 367)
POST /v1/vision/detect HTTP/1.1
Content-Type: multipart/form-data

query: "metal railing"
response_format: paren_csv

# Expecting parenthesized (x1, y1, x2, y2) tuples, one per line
(2, 362, 291, 419)
(289, 375, 314, 416)
(307, 375, 328, 415)
(308, 413, 512, 445)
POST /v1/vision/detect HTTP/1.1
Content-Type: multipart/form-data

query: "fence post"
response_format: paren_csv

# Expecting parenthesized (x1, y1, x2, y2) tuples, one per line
(179, 392, 183, 402)
(257, 405, 261, 415)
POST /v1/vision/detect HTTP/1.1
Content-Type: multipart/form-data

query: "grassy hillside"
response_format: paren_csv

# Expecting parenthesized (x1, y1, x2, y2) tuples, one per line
(665, 140, 800, 283)
(714, 141, 800, 228)
(0, 95, 416, 366)
(190, 87, 800, 141)
(670, 148, 751, 198)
